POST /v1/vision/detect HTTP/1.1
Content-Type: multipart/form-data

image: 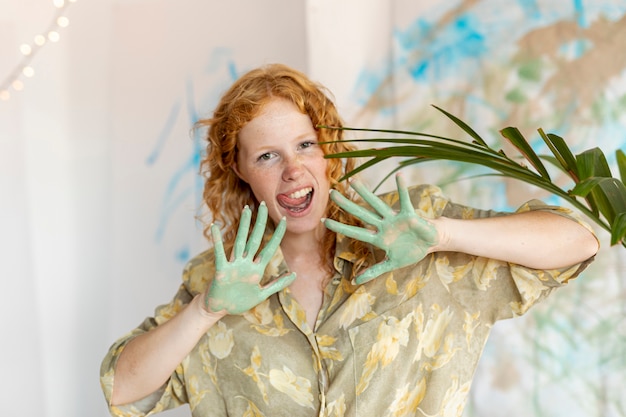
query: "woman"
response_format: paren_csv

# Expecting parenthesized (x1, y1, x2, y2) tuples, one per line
(101, 63, 598, 416)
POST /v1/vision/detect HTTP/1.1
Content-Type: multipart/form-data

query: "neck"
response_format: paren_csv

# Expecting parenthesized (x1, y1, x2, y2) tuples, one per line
(280, 230, 323, 265)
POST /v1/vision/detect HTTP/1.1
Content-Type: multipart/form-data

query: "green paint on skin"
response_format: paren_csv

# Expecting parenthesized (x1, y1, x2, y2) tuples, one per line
(381, 217, 434, 264)
(207, 277, 263, 313)
(206, 204, 296, 315)
(379, 214, 436, 264)
(325, 174, 438, 284)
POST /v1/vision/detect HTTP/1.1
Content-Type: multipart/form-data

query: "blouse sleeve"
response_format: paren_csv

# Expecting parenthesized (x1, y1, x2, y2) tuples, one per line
(404, 184, 596, 323)
(99, 250, 215, 416)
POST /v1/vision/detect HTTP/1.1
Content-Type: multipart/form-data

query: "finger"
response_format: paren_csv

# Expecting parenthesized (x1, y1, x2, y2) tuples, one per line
(330, 189, 382, 226)
(350, 180, 395, 218)
(233, 206, 252, 259)
(210, 224, 227, 270)
(259, 272, 297, 298)
(257, 216, 286, 264)
(395, 173, 414, 214)
(324, 218, 378, 245)
(246, 202, 268, 257)
(354, 260, 393, 285)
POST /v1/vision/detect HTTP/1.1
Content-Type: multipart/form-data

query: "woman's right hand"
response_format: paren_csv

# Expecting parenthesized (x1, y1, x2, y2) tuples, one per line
(205, 202, 296, 315)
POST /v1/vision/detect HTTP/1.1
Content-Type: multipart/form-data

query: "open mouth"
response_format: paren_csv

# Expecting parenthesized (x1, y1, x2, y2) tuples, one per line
(277, 187, 314, 213)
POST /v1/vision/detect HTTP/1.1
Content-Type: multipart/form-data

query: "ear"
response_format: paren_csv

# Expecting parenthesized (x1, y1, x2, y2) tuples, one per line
(231, 162, 248, 184)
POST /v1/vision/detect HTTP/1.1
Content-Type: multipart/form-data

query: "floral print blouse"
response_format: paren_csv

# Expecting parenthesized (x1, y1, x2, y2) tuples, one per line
(100, 184, 594, 417)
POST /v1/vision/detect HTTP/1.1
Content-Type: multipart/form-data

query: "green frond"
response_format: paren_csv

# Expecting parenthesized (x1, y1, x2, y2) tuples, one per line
(322, 107, 626, 248)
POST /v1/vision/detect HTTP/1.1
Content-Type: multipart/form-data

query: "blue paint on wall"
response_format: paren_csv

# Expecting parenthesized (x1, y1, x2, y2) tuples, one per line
(400, 13, 488, 83)
(146, 102, 181, 166)
(147, 52, 239, 264)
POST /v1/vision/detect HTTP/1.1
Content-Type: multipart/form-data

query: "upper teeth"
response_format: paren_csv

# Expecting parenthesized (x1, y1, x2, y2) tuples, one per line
(288, 187, 312, 199)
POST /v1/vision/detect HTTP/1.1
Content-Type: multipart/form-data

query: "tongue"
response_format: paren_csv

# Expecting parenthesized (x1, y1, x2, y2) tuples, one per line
(277, 192, 311, 210)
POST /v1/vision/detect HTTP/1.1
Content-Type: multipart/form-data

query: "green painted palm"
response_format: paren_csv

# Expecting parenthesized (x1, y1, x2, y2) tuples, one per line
(323, 105, 626, 248)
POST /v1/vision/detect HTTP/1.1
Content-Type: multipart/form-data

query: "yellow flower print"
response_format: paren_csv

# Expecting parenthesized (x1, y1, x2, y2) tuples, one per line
(417, 305, 453, 357)
(460, 206, 474, 220)
(357, 313, 414, 394)
(265, 249, 284, 277)
(414, 305, 458, 370)
(198, 337, 220, 392)
(328, 280, 346, 311)
(415, 376, 471, 417)
(188, 375, 210, 410)
(434, 257, 473, 289)
(509, 266, 550, 315)
(470, 257, 501, 291)
(100, 368, 114, 396)
(282, 296, 309, 330)
(375, 315, 414, 365)
(463, 311, 480, 349)
(239, 398, 266, 417)
(244, 300, 293, 336)
(339, 286, 377, 329)
(317, 334, 344, 361)
(207, 320, 234, 359)
(385, 274, 399, 295)
(553, 264, 583, 284)
(325, 393, 346, 417)
(186, 264, 212, 295)
(381, 192, 399, 207)
(439, 376, 472, 417)
(244, 299, 274, 325)
(414, 185, 446, 215)
(388, 378, 426, 417)
(155, 297, 186, 323)
(269, 366, 315, 409)
(238, 346, 269, 404)
(400, 273, 428, 300)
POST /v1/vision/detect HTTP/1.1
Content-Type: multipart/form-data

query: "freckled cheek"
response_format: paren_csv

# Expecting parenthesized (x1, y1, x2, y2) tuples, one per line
(246, 170, 278, 199)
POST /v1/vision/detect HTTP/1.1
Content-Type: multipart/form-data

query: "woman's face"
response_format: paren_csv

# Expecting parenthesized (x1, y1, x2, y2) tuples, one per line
(233, 98, 330, 239)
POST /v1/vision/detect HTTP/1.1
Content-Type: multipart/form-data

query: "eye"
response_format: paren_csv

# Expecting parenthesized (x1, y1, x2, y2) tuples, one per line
(257, 152, 275, 162)
(299, 140, 317, 150)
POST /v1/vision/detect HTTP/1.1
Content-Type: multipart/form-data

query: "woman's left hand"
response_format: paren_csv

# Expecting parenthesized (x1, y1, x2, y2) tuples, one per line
(324, 174, 438, 285)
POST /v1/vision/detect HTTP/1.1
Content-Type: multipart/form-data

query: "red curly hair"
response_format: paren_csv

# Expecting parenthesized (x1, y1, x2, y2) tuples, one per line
(195, 63, 371, 277)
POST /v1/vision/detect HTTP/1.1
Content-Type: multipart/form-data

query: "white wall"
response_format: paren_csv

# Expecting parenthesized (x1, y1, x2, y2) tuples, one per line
(1, 1, 307, 416)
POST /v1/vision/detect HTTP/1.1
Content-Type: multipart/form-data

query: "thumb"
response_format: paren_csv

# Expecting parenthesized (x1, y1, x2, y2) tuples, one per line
(354, 261, 391, 285)
(259, 272, 297, 298)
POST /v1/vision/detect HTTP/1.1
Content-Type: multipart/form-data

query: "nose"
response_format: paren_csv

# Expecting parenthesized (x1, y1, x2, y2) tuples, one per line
(282, 154, 304, 181)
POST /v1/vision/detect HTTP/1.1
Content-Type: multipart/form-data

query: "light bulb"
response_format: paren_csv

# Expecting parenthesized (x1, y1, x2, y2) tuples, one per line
(57, 16, 70, 27)
(34, 35, 46, 46)
(20, 44, 32, 55)
(22, 67, 35, 77)
(48, 31, 60, 42)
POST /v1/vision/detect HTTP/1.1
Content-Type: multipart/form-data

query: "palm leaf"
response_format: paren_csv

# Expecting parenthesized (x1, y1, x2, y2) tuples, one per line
(538, 129, 580, 180)
(432, 105, 489, 147)
(617, 149, 626, 184)
(611, 212, 626, 246)
(322, 105, 626, 248)
(500, 127, 551, 180)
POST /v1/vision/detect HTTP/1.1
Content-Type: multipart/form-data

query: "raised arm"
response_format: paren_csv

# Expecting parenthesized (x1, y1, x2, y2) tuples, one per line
(109, 203, 296, 406)
(324, 174, 598, 285)
(430, 209, 598, 269)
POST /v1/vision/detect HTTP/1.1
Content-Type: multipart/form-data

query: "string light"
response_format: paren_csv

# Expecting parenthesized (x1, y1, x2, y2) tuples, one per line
(0, 0, 78, 101)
